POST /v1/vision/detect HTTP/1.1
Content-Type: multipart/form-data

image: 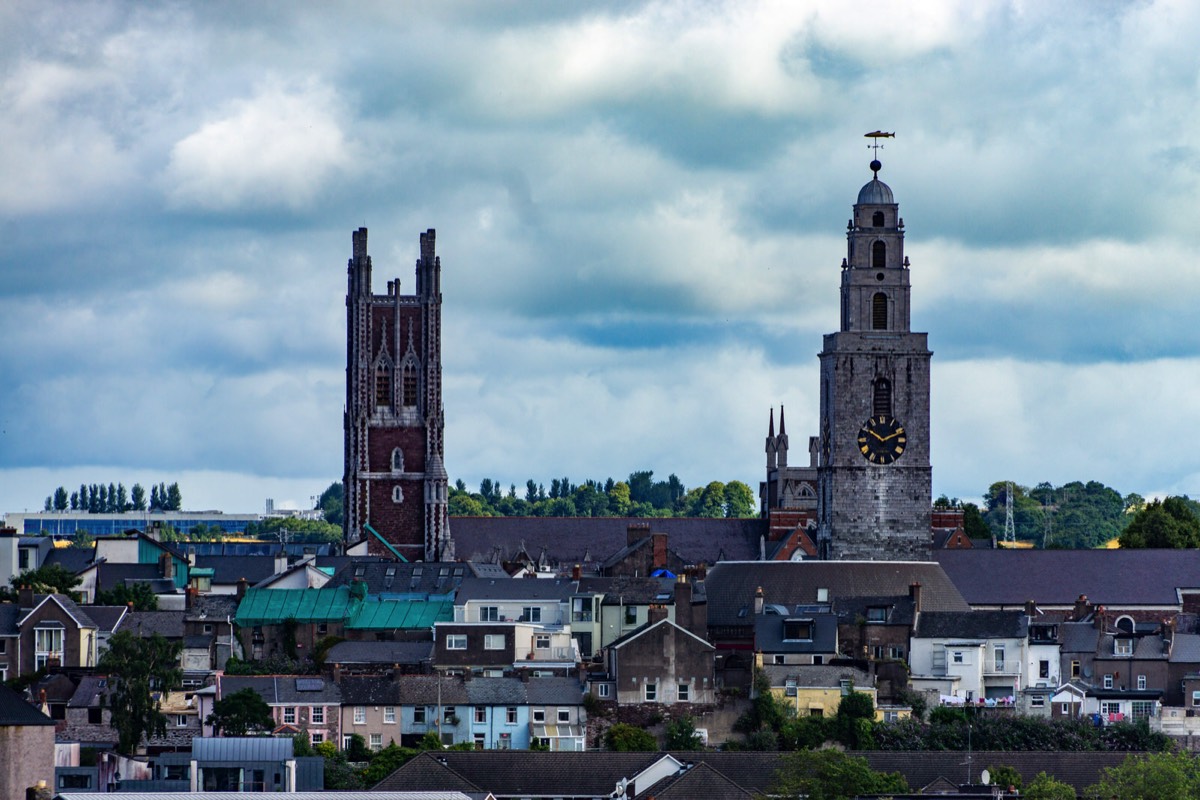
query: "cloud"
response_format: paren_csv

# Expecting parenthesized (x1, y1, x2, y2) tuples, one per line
(164, 78, 356, 212)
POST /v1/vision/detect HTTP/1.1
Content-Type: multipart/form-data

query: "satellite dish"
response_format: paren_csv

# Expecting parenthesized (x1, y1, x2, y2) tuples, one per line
(981, 769, 991, 785)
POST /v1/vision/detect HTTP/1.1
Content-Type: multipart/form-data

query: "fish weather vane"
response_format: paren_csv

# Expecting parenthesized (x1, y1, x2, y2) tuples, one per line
(865, 130, 895, 159)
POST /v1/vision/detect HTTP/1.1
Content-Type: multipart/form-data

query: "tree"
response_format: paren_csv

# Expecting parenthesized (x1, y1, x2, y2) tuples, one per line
(95, 582, 159, 611)
(664, 715, 703, 750)
(770, 749, 908, 800)
(1087, 751, 1200, 800)
(0, 563, 82, 601)
(53, 486, 69, 511)
(130, 483, 147, 511)
(985, 763, 1022, 792)
(206, 687, 274, 736)
(166, 482, 182, 511)
(723, 481, 756, 517)
(1120, 497, 1200, 549)
(150, 484, 161, 511)
(605, 722, 657, 751)
(116, 483, 129, 512)
(317, 481, 344, 526)
(835, 690, 876, 749)
(99, 631, 183, 754)
(1023, 771, 1075, 800)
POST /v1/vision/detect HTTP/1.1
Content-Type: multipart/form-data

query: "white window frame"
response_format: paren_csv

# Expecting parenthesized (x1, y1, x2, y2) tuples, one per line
(534, 634, 551, 650)
(484, 634, 505, 650)
(383, 706, 396, 724)
(1137, 674, 1147, 691)
(1030, 695, 1045, 708)
(283, 706, 296, 725)
(475, 706, 487, 723)
(446, 634, 467, 650)
(354, 706, 366, 725)
(645, 682, 658, 702)
(1115, 639, 1133, 656)
(1103, 674, 1114, 689)
(532, 709, 546, 723)
(506, 706, 517, 724)
(678, 682, 690, 702)
(479, 606, 499, 622)
(369, 733, 382, 751)
(557, 708, 570, 723)
(521, 606, 542, 623)
(310, 731, 325, 744)
(597, 684, 610, 699)
(311, 706, 325, 724)
(413, 706, 427, 724)
(34, 627, 64, 670)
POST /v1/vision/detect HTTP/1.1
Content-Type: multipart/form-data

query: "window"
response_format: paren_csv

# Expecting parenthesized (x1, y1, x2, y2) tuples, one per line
(534, 634, 551, 650)
(283, 707, 296, 724)
(1115, 639, 1133, 656)
(446, 634, 467, 650)
(1103, 674, 1114, 689)
(498, 732, 511, 749)
(176, 714, 188, 727)
(18, 550, 29, 570)
(391, 448, 404, 471)
(783, 619, 813, 641)
(572, 597, 592, 622)
(88, 707, 102, 724)
(816, 588, 829, 602)
(506, 707, 517, 724)
(311, 707, 325, 724)
(888, 646, 905, 660)
(202, 624, 213, 634)
(443, 706, 456, 724)
(354, 707, 366, 724)
(883, 710, 900, 722)
(952, 651, 964, 664)
(812, 655, 824, 665)
(479, 606, 499, 622)
(1101, 700, 1122, 717)
(1030, 696, 1045, 708)
(1071, 660, 1081, 679)
(532, 709, 545, 723)
(473, 733, 485, 750)
(678, 683, 690, 702)
(484, 634, 505, 650)
(558, 708, 571, 723)
(872, 240, 886, 269)
(645, 682, 658, 702)
(475, 706, 487, 723)
(872, 645, 884, 660)
(401, 363, 418, 406)
(840, 679, 852, 696)
(381, 705, 395, 724)
(866, 606, 888, 623)
(1039, 660, 1050, 679)
(413, 706, 426, 724)
(311, 731, 325, 744)
(369, 733, 382, 751)
(392, 485, 404, 504)
(624, 606, 638, 625)
(597, 684, 610, 699)
(773, 654, 785, 665)
(809, 708, 823, 717)
(34, 627, 63, 669)
(1137, 675, 1147, 690)
(872, 210, 884, 227)
(993, 646, 1005, 672)
(872, 379, 891, 417)
(342, 734, 353, 749)
(1131, 700, 1154, 720)
(871, 292, 888, 330)
(375, 366, 391, 406)
(1192, 691, 1200, 707)
(521, 607, 542, 623)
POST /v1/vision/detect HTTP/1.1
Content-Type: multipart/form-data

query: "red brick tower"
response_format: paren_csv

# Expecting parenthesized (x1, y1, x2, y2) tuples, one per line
(344, 228, 452, 560)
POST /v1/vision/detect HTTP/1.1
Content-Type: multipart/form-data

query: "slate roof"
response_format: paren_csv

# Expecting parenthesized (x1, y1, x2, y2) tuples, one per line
(579, 576, 676, 605)
(754, 612, 838, 653)
(43, 546, 95, 574)
(704, 561, 970, 629)
(185, 593, 239, 622)
(120, 610, 186, 638)
(1094, 633, 1169, 660)
(464, 677, 527, 706)
(0, 682, 54, 726)
(858, 749, 1138, 794)
(396, 675, 469, 705)
(609, 618, 714, 651)
(85, 605, 128, 633)
(91, 562, 167, 593)
(454, 577, 577, 604)
(936, 549, 1200, 607)
(68, 675, 110, 709)
(219, 675, 343, 705)
(760, 663, 872, 689)
(328, 561, 468, 596)
(914, 610, 1028, 640)
(449, 516, 764, 566)
(24, 593, 100, 629)
(635, 761, 752, 800)
(524, 677, 585, 705)
(1061, 622, 1100, 653)
(834, 595, 916, 626)
(1170, 633, 1200, 664)
(325, 640, 434, 666)
(194, 554, 280, 585)
(339, 676, 403, 705)
(0, 603, 19, 636)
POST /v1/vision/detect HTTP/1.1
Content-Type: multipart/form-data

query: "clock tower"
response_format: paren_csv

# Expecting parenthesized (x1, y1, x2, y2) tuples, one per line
(815, 159, 932, 561)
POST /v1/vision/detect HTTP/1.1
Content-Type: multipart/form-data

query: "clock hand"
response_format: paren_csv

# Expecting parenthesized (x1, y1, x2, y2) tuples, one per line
(869, 429, 886, 441)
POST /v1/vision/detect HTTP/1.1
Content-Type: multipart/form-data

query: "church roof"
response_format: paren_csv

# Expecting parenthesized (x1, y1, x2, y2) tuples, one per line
(857, 177, 894, 205)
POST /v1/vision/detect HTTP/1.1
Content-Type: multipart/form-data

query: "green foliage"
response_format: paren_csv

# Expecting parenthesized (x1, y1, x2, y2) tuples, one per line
(583, 692, 604, 715)
(1087, 750, 1200, 800)
(223, 653, 310, 676)
(95, 582, 159, 610)
(98, 631, 183, 754)
(897, 688, 928, 722)
(962, 502, 990, 539)
(770, 749, 908, 800)
(1120, 496, 1200, 548)
(606, 722, 658, 751)
(245, 516, 343, 544)
(1022, 771, 1076, 800)
(0, 563, 83, 601)
(983, 480, 1129, 548)
(418, 731, 443, 750)
(292, 732, 314, 757)
(929, 705, 968, 725)
(343, 733, 372, 762)
(664, 715, 703, 750)
(985, 763, 1023, 792)
(318, 481, 344, 526)
(281, 617, 299, 660)
(206, 688, 274, 736)
(360, 743, 420, 787)
(872, 714, 1173, 753)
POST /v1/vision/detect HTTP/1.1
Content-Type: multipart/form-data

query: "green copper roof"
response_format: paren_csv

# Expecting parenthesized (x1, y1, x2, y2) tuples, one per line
(235, 586, 355, 625)
(346, 596, 453, 630)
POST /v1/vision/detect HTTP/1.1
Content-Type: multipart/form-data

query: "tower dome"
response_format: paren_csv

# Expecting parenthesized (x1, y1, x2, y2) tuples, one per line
(857, 159, 894, 204)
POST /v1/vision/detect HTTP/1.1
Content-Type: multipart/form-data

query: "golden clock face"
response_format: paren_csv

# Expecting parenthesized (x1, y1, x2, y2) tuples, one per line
(857, 415, 906, 464)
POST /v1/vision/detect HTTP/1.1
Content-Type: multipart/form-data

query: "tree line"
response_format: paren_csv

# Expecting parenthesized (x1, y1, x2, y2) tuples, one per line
(447, 470, 757, 518)
(43, 481, 182, 513)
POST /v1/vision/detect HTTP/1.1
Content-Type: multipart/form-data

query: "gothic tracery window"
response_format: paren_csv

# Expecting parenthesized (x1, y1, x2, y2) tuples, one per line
(402, 362, 418, 407)
(375, 366, 391, 407)
(392, 448, 404, 472)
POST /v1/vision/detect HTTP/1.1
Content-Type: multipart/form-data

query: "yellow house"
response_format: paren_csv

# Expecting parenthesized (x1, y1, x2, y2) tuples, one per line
(757, 659, 878, 719)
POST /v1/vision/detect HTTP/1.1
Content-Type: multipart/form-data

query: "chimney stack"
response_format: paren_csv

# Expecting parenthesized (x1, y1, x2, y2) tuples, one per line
(908, 582, 922, 614)
(1024, 599, 1037, 618)
(754, 586, 764, 615)
(1073, 594, 1091, 622)
(572, 564, 581, 581)
(627, 522, 651, 548)
(236, 577, 249, 601)
(652, 532, 667, 570)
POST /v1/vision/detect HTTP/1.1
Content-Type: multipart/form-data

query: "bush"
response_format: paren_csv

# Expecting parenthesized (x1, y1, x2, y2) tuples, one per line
(606, 722, 658, 751)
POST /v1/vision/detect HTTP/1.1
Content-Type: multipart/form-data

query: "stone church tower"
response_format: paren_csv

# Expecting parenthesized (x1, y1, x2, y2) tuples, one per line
(344, 228, 452, 560)
(815, 160, 932, 561)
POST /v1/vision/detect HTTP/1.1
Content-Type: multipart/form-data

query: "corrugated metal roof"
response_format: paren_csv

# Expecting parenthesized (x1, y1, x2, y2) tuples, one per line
(192, 735, 293, 761)
(235, 586, 354, 625)
(346, 596, 453, 629)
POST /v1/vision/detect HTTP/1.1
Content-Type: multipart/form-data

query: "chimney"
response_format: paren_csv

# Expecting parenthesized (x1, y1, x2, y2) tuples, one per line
(19, 585, 34, 608)
(275, 548, 288, 576)
(1094, 605, 1107, 631)
(160, 552, 174, 580)
(236, 577, 249, 601)
(648, 604, 668, 624)
(572, 564, 581, 581)
(754, 586, 764, 615)
(908, 582, 922, 614)
(627, 522, 651, 547)
(186, 587, 197, 610)
(1073, 594, 1090, 622)
(1024, 599, 1037, 618)
(652, 532, 667, 570)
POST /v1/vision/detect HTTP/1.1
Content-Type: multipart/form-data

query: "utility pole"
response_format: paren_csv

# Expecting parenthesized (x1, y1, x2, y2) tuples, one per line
(1003, 482, 1016, 544)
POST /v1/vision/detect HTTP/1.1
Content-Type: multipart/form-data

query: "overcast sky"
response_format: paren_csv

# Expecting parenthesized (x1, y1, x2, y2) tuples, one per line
(3, 1, 1200, 516)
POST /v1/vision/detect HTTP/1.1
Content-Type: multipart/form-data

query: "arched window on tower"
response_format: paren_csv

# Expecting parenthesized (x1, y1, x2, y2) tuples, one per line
(375, 365, 392, 407)
(872, 211, 884, 227)
(872, 240, 886, 268)
(872, 293, 888, 330)
(873, 378, 892, 417)
(401, 362, 418, 407)
(391, 448, 404, 472)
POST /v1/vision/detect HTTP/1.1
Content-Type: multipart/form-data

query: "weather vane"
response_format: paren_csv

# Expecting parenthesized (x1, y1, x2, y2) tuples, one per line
(864, 130, 895, 159)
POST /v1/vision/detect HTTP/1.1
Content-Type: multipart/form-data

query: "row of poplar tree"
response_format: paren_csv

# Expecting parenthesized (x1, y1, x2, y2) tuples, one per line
(43, 481, 182, 513)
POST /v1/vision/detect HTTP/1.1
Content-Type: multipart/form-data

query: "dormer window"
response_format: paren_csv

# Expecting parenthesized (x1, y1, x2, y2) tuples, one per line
(782, 619, 814, 641)
(872, 240, 886, 269)
(866, 606, 888, 623)
(1115, 638, 1133, 656)
(872, 211, 884, 227)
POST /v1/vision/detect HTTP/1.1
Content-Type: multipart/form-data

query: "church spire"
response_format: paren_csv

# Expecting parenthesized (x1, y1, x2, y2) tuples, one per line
(777, 405, 789, 468)
(765, 408, 777, 469)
